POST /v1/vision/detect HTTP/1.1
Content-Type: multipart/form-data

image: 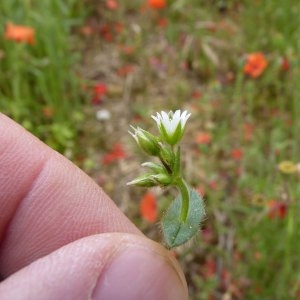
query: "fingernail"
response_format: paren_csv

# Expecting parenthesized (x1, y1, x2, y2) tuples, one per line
(93, 247, 188, 300)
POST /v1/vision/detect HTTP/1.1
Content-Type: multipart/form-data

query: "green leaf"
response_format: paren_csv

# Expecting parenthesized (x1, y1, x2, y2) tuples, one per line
(162, 188, 205, 248)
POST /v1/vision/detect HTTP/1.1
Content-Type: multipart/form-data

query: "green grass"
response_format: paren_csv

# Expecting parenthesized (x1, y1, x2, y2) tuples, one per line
(1, 0, 300, 299)
(0, 0, 86, 154)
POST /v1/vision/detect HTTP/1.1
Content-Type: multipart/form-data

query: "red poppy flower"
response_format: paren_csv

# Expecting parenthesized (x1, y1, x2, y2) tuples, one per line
(5, 22, 35, 45)
(266, 200, 287, 219)
(114, 22, 124, 34)
(106, 0, 118, 10)
(148, 0, 166, 9)
(91, 83, 107, 105)
(196, 132, 212, 145)
(100, 24, 113, 42)
(231, 148, 243, 161)
(192, 90, 202, 99)
(102, 143, 127, 164)
(94, 83, 107, 96)
(203, 259, 216, 278)
(244, 52, 267, 78)
(157, 18, 168, 27)
(140, 192, 157, 222)
(281, 57, 290, 71)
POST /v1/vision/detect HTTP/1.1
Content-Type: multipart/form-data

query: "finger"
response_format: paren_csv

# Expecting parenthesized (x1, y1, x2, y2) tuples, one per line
(0, 233, 188, 300)
(0, 113, 140, 276)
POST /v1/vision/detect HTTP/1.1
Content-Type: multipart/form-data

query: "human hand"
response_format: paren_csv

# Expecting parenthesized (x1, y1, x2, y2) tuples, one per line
(0, 113, 188, 300)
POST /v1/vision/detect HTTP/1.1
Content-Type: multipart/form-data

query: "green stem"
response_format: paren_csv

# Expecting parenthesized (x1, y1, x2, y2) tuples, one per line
(176, 177, 189, 223)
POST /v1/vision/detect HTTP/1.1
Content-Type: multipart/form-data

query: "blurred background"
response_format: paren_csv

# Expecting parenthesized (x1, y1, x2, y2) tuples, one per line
(1, 0, 300, 299)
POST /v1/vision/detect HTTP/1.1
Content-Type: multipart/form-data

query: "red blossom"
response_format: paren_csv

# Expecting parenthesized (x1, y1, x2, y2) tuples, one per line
(192, 90, 202, 99)
(106, 0, 118, 10)
(5, 22, 35, 45)
(147, 0, 166, 9)
(157, 18, 168, 27)
(231, 148, 243, 161)
(99, 24, 110, 34)
(100, 24, 113, 41)
(266, 200, 287, 219)
(204, 259, 216, 278)
(281, 57, 290, 71)
(94, 83, 107, 96)
(91, 83, 107, 105)
(196, 132, 212, 145)
(140, 192, 158, 222)
(114, 22, 124, 34)
(244, 52, 268, 78)
(102, 143, 127, 164)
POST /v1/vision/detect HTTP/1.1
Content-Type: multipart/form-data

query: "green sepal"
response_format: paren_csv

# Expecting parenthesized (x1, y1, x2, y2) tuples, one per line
(141, 162, 166, 174)
(138, 129, 161, 156)
(127, 173, 157, 187)
(171, 122, 184, 145)
(151, 173, 172, 186)
(159, 123, 171, 144)
(161, 187, 205, 248)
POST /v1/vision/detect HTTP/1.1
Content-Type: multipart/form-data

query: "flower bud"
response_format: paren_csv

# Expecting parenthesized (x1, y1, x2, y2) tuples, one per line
(151, 110, 191, 145)
(141, 162, 166, 173)
(127, 173, 157, 187)
(129, 126, 161, 156)
(151, 173, 172, 186)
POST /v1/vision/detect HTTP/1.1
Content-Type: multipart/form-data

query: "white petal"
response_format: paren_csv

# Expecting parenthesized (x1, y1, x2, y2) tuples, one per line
(180, 111, 191, 128)
(173, 110, 181, 121)
(151, 115, 158, 123)
(161, 111, 170, 122)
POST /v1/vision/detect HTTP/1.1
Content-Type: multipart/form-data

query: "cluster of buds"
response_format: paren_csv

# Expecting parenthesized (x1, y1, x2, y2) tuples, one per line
(127, 110, 191, 188)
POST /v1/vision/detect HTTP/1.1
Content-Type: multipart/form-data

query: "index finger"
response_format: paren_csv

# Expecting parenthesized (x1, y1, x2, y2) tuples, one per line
(0, 113, 141, 276)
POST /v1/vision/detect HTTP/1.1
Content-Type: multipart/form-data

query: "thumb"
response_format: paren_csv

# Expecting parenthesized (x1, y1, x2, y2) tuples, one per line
(0, 233, 188, 300)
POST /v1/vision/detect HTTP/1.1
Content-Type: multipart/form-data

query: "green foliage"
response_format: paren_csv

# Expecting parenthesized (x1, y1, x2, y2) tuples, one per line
(162, 187, 205, 248)
(0, 0, 86, 155)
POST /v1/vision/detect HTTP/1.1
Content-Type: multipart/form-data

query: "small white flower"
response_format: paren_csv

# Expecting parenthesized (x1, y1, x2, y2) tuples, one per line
(151, 110, 191, 145)
(95, 109, 111, 121)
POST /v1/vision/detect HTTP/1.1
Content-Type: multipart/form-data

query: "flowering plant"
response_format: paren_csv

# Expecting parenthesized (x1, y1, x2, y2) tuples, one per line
(128, 110, 205, 248)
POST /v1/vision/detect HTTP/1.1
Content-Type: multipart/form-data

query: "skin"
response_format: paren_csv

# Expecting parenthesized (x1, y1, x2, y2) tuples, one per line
(0, 113, 188, 300)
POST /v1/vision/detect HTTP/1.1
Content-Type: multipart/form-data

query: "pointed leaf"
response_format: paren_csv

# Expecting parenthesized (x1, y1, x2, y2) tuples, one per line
(162, 188, 205, 248)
